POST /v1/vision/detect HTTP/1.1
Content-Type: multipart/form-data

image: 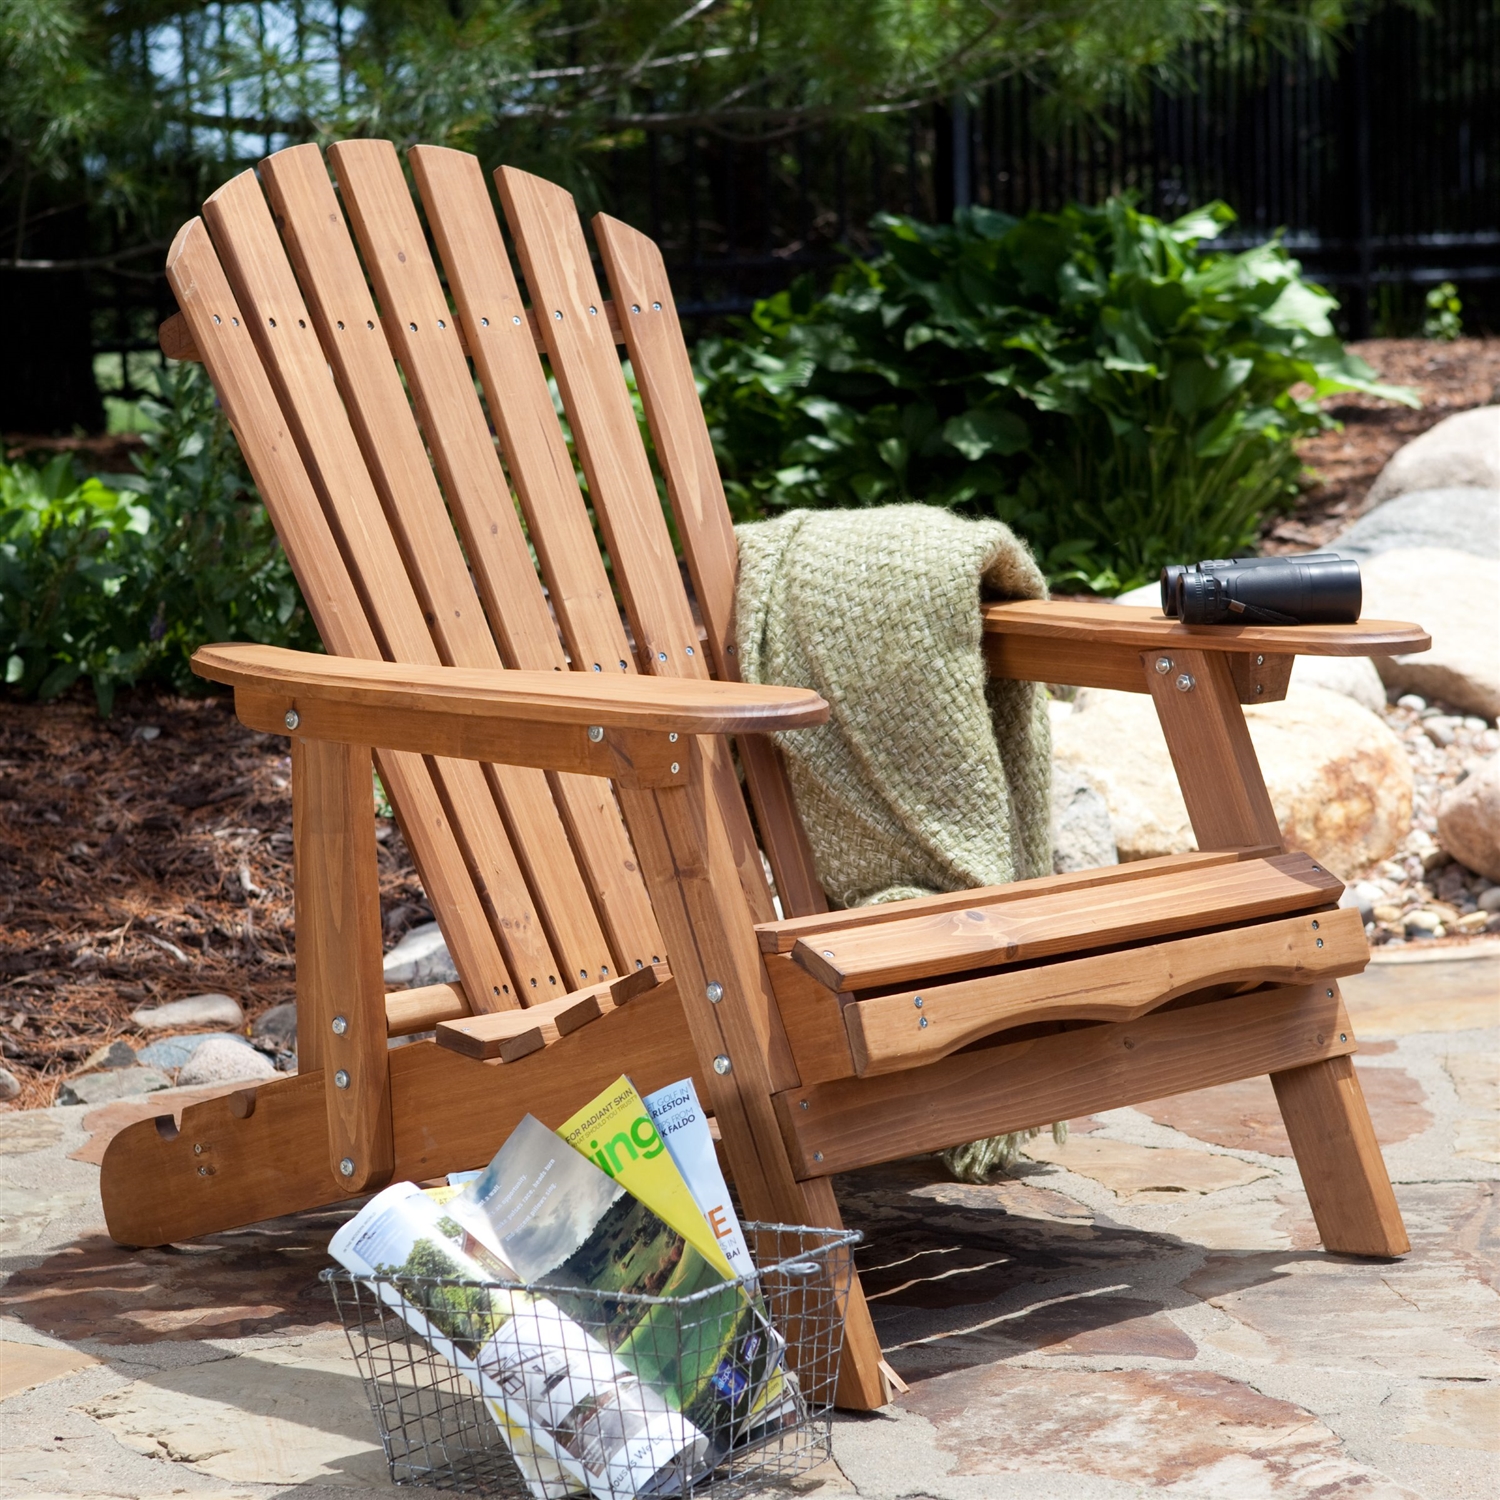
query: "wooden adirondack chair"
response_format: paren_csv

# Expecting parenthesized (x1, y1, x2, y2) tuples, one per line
(103, 140, 1430, 1412)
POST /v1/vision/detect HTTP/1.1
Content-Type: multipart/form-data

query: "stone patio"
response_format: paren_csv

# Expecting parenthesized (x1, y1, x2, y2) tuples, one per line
(2, 946, 1496, 1500)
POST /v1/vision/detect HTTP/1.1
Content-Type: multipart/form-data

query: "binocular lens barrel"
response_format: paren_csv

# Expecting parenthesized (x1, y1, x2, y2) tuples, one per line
(1159, 554, 1345, 619)
(1176, 558, 1361, 625)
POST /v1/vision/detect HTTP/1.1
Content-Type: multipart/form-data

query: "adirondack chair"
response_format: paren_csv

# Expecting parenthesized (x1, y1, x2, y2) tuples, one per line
(103, 140, 1431, 1412)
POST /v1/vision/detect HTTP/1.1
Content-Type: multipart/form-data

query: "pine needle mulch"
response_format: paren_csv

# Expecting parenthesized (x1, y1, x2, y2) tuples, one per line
(0, 689, 429, 1110)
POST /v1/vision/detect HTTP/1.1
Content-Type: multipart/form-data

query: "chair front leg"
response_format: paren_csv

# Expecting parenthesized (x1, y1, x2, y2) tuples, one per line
(1144, 649, 1408, 1257)
(292, 734, 393, 1193)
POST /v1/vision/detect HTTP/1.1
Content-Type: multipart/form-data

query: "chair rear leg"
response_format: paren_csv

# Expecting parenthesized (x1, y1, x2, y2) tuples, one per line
(1271, 1052, 1409, 1257)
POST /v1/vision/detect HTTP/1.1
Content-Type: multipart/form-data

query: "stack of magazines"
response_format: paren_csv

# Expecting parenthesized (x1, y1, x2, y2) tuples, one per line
(330, 1075, 803, 1499)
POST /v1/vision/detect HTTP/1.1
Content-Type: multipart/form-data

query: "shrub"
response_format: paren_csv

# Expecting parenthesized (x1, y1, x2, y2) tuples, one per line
(696, 199, 1416, 593)
(0, 362, 317, 713)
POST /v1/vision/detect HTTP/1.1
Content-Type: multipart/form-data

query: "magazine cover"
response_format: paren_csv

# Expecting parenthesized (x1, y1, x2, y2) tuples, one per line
(329, 1181, 702, 1500)
(640, 1079, 751, 1279)
(450, 1114, 777, 1459)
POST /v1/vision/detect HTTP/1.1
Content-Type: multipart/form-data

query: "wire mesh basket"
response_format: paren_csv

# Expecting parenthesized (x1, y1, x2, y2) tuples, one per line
(324, 1221, 860, 1498)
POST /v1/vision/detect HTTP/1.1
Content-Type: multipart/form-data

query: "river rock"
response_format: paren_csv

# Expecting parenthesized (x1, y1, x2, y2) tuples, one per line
(251, 1003, 298, 1047)
(1360, 548, 1500, 719)
(136, 1031, 253, 1072)
(130, 993, 244, 1032)
(1367, 407, 1500, 506)
(0, 1067, 19, 1102)
(1051, 762, 1119, 873)
(1335, 487, 1500, 560)
(81, 1039, 138, 1073)
(1052, 684, 1411, 876)
(382, 921, 458, 987)
(56, 1067, 172, 1107)
(177, 1036, 279, 1087)
(1437, 754, 1500, 881)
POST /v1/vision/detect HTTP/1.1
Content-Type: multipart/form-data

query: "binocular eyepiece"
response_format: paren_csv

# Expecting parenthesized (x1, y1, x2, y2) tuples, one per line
(1159, 554, 1361, 626)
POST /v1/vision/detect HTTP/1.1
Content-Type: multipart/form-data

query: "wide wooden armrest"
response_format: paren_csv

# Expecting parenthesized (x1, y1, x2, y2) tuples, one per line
(983, 599, 1429, 657)
(191, 643, 827, 786)
(983, 600, 1429, 699)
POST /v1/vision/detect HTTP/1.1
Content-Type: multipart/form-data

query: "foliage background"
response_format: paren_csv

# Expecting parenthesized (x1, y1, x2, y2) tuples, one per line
(697, 196, 1415, 592)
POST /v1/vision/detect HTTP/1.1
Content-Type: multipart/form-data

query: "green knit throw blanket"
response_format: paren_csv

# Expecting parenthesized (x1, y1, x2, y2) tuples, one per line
(734, 506, 1060, 1183)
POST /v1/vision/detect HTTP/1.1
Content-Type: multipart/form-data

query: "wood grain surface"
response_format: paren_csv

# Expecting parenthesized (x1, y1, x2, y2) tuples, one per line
(791, 852, 1342, 991)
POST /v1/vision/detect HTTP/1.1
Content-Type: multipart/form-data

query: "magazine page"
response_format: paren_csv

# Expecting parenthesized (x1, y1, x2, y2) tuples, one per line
(451, 1115, 777, 1459)
(636, 1078, 802, 1441)
(558, 1076, 733, 1276)
(330, 1181, 701, 1500)
(640, 1079, 751, 1279)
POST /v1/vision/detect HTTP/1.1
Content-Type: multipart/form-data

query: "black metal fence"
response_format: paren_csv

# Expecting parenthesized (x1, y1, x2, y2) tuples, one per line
(78, 0, 1500, 416)
(592, 0, 1498, 336)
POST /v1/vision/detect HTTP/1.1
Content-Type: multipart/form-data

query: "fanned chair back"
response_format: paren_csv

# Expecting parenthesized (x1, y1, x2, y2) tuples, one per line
(167, 140, 823, 1016)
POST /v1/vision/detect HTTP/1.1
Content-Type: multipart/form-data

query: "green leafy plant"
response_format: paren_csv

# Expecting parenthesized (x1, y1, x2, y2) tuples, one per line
(0, 361, 317, 712)
(696, 198, 1416, 593)
(1422, 281, 1463, 341)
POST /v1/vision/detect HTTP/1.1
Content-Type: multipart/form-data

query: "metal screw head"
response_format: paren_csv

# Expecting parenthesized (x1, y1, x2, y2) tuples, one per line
(1175, 673, 1196, 693)
(193, 1143, 203, 1155)
(331, 1014, 348, 1036)
(1339, 1033, 1348, 1043)
(913, 996, 923, 1008)
(919, 1016, 928, 1029)
(1154, 656, 1173, 675)
(334, 1069, 350, 1088)
(1316, 938, 1324, 948)
(800, 1100, 809, 1110)
(712, 1054, 732, 1075)
(668, 732, 678, 743)
(1255, 654, 1265, 666)
(1311, 919, 1319, 930)
(339, 1157, 355, 1178)
(587, 725, 604, 743)
(284, 709, 300, 730)
(1326, 989, 1334, 998)
(705, 981, 724, 1004)
(812, 1151, 823, 1162)
(670, 762, 680, 775)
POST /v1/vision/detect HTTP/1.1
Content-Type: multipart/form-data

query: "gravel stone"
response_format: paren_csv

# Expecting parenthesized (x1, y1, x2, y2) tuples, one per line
(55, 1067, 172, 1106)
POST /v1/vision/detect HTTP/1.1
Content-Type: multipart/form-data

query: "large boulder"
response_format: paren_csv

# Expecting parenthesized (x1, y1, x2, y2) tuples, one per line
(1360, 548, 1500, 719)
(1050, 761, 1119, 873)
(1366, 407, 1500, 507)
(1052, 684, 1412, 877)
(1334, 487, 1499, 560)
(1438, 755, 1500, 881)
(1288, 654, 1387, 712)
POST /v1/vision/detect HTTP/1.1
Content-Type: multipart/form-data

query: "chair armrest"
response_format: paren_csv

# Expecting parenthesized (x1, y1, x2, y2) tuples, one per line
(983, 600, 1430, 698)
(984, 599, 1429, 656)
(191, 643, 827, 786)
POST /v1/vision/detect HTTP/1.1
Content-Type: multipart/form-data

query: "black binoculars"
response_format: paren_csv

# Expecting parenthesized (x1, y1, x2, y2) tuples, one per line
(1159, 554, 1362, 626)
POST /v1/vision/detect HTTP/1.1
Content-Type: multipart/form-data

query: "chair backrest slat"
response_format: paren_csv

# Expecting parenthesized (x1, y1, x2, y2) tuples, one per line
(495, 167, 776, 925)
(164, 214, 516, 1007)
(409, 145, 665, 966)
(261, 143, 613, 989)
(594, 216, 829, 919)
(202, 168, 576, 1001)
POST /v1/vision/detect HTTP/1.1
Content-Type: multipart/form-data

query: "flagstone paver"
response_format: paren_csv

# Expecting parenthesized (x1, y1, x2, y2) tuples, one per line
(0, 945, 1494, 1500)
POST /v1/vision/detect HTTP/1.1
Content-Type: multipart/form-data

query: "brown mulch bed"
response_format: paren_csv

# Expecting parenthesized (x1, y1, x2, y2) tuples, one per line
(1266, 337, 1500, 551)
(0, 690, 429, 1110)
